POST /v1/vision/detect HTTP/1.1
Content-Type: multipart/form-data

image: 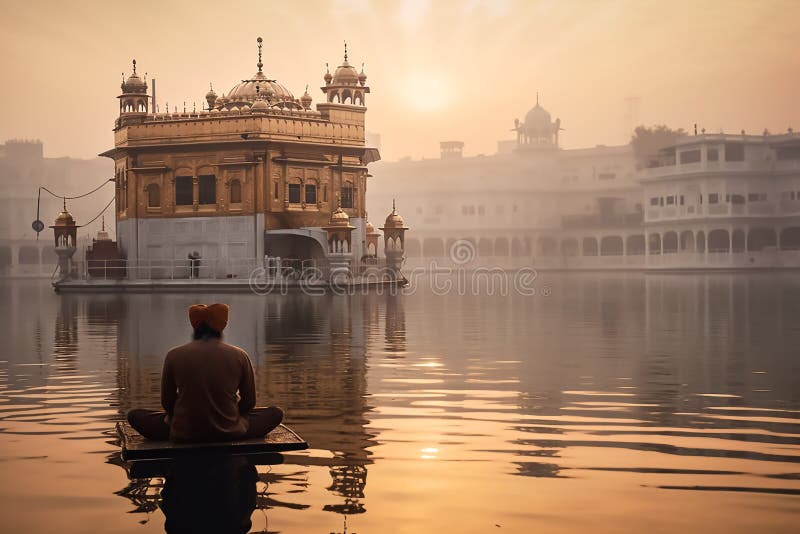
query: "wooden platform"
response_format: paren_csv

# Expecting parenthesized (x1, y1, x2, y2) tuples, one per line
(117, 421, 308, 461)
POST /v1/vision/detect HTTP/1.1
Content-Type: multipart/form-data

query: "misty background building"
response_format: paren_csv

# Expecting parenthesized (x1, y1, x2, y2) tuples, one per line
(368, 99, 800, 270)
(0, 139, 111, 277)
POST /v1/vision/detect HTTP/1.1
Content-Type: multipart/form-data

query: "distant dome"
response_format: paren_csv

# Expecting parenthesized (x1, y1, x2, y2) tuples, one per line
(525, 102, 552, 131)
(365, 220, 376, 234)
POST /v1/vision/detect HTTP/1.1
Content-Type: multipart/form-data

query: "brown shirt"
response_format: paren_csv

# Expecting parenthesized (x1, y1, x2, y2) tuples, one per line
(161, 339, 256, 442)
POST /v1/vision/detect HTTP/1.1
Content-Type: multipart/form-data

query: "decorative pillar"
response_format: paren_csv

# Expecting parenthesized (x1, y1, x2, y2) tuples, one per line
(50, 199, 80, 281)
(324, 199, 355, 282)
(380, 200, 409, 277)
(363, 217, 381, 263)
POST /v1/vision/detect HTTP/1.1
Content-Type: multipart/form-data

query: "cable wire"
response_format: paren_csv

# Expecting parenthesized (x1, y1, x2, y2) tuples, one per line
(80, 196, 115, 227)
(39, 178, 114, 200)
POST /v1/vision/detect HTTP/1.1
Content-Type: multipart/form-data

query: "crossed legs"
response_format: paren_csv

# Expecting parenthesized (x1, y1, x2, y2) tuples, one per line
(127, 407, 284, 441)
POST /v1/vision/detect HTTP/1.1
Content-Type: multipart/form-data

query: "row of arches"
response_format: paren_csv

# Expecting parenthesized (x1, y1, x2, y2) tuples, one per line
(648, 227, 800, 254)
(401, 227, 800, 260)
(328, 89, 365, 106)
(0, 245, 57, 271)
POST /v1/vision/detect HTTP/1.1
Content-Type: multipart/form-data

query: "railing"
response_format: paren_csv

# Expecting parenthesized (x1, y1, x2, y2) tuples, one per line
(76, 258, 261, 281)
(561, 213, 643, 229)
(73, 256, 393, 283)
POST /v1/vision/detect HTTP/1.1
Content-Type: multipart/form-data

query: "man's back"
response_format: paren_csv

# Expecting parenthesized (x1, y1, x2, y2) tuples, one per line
(162, 339, 256, 442)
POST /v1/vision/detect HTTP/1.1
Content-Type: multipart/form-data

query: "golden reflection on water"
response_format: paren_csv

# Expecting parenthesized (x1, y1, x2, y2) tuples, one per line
(0, 273, 798, 533)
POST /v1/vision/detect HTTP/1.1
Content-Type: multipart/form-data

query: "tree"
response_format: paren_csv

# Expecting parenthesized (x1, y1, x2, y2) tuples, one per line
(630, 125, 686, 168)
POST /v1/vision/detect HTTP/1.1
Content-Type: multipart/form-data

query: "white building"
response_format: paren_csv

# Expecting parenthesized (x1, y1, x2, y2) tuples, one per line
(641, 132, 800, 269)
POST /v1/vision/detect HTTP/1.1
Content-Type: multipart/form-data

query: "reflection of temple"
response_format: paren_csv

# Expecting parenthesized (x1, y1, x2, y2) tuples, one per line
(259, 294, 374, 516)
(384, 293, 406, 353)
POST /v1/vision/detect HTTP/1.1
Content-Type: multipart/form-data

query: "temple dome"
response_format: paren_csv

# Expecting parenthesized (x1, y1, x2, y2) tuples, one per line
(225, 71, 295, 105)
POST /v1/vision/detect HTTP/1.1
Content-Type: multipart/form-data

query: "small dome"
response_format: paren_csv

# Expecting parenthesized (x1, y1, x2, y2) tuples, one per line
(324, 64, 333, 85)
(240, 104, 251, 113)
(252, 98, 268, 112)
(300, 87, 312, 109)
(333, 61, 359, 86)
(365, 220, 377, 234)
(121, 60, 147, 94)
(328, 205, 351, 227)
(205, 84, 217, 100)
(210, 108, 219, 114)
(54, 209, 76, 226)
(358, 65, 367, 86)
(382, 201, 406, 229)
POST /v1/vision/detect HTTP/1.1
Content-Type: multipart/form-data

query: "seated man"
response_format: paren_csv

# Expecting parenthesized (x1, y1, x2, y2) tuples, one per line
(127, 303, 283, 442)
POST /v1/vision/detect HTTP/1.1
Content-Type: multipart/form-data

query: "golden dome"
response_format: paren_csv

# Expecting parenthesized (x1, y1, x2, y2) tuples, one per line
(222, 38, 297, 109)
(53, 209, 76, 227)
(328, 205, 351, 227)
(365, 220, 376, 234)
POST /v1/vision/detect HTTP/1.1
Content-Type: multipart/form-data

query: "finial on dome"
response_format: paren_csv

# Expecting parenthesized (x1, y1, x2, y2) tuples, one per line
(101, 215, 105, 232)
(63, 197, 67, 212)
(344, 41, 348, 62)
(392, 198, 396, 213)
(536, 91, 539, 105)
(257, 36, 263, 72)
(132, 59, 137, 74)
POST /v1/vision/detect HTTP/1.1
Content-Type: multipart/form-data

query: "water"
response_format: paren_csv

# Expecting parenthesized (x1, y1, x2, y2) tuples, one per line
(0, 273, 798, 533)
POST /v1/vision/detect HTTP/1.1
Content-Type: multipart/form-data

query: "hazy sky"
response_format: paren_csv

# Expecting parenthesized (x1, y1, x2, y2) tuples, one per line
(1, 0, 798, 161)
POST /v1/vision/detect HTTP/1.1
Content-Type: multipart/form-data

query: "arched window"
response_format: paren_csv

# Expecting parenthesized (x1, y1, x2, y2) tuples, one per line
(147, 183, 161, 208)
(229, 179, 242, 204)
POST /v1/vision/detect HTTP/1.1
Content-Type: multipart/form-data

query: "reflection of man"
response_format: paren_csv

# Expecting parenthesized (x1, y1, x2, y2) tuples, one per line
(160, 456, 258, 534)
(127, 303, 283, 442)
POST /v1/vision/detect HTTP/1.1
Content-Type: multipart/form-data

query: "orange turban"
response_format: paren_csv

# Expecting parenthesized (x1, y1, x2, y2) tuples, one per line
(188, 303, 229, 333)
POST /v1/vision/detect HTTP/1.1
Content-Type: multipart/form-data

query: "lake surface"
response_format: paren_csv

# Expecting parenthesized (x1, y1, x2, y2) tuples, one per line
(0, 273, 799, 533)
